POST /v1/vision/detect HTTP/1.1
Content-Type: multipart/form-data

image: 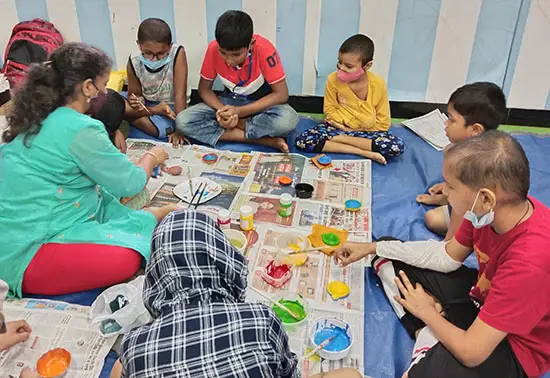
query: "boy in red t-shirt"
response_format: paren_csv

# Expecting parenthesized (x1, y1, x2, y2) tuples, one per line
(334, 131, 550, 377)
(176, 10, 299, 152)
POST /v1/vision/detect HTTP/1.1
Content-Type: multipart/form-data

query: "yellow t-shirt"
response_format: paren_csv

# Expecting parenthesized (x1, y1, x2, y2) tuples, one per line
(323, 71, 391, 132)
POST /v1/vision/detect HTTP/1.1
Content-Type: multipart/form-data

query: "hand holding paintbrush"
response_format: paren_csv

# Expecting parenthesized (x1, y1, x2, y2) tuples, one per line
(130, 93, 151, 115)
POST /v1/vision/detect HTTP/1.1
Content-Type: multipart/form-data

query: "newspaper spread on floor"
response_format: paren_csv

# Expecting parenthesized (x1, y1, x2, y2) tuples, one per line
(0, 298, 116, 378)
(125, 139, 371, 376)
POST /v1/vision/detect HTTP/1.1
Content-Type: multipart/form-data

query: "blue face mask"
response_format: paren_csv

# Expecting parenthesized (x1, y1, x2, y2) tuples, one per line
(463, 191, 494, 229)
(140, 55, 171, 70)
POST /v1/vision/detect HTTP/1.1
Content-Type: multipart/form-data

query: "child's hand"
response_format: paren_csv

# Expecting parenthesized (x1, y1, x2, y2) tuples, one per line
(333, 241, 376, 267)
(328, 120, 353, 132)
(149, 146, 170, 165)
(153, 102, 176, 120)
(394, 271, 439, 321)
(429, 182, 445, 195)
(114, 130, 127, 153)
(168, 132, 189, 148)
(0, 320, 32, 351)
(129, 94, 145, 110)
(217, 105, 238, 120)
(216, 108, 239, 129)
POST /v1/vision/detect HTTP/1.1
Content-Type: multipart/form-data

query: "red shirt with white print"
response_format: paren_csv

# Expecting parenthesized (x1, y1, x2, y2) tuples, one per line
(200, 34, 286, 99)
(455, 196, 550, 377)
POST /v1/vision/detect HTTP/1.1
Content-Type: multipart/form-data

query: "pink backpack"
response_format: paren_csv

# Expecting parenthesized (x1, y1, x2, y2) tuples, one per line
(1, 18, 64, 88)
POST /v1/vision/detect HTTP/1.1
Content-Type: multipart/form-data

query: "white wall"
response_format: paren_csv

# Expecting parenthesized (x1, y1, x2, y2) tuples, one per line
(1, 0, 549, 109)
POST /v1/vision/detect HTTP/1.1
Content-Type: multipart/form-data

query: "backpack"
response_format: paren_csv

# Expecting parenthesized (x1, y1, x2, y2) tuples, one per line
(1, 18, 64, 88)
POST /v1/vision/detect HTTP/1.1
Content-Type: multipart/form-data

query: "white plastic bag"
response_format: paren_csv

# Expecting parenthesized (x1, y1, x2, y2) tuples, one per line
(90, 276, 151, 337)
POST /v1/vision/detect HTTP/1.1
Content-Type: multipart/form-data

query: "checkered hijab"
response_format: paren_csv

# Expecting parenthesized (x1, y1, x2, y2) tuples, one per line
(120, 210, 300, 378)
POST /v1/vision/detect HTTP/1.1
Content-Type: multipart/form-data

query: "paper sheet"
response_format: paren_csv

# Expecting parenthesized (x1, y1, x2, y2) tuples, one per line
(124, 141, 372, 376)
(402, 109, 451, 150)
(0, 298, 116, 378)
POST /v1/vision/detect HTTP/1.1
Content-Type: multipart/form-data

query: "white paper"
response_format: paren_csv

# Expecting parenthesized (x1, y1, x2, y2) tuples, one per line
(122, 142, 372, 376)
(0, 298, 116, 378)
(402, 109, 451, 150)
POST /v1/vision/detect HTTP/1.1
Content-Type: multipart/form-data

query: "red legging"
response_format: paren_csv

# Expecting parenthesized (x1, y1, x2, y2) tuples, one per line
(23, 243, 142, 295)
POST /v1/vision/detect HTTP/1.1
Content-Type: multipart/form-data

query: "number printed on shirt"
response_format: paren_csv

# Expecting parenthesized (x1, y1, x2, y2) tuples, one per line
(267, 52, 279, 68)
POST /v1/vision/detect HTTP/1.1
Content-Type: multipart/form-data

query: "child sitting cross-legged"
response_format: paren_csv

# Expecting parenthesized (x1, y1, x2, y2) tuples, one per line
(176, 11, 299, 152)
(125, 18, 189, 146)
(416, 82, 506, 240)
(334, 131, 550, 378)
(296, 34, 404, 165)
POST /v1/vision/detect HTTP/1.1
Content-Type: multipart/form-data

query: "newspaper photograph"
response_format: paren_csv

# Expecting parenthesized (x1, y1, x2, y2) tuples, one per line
(310, 180, 368, 205)
(294, 202, 371, 240)
(0, 298, 116, 378)
(232, 194, 297, 227)
(247, 153, 307, 195)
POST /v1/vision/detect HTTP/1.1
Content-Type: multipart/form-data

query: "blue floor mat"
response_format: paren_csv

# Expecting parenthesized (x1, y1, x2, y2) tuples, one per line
(35, 119, 550, 378)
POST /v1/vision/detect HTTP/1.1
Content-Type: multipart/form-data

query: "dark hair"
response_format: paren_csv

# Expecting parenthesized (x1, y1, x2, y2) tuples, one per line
(89, 89, 125, 136)
(215, 10, 253, 50)
(339, 34, 375, 66)
(445, 130, 529, 201)
(2, 42, 111, 145)
(137, 18, 172, 45)
(448, 82, 507, 131)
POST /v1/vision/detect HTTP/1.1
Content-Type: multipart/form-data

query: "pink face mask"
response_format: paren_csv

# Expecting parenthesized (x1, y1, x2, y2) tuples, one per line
(337, 67, 365, 83)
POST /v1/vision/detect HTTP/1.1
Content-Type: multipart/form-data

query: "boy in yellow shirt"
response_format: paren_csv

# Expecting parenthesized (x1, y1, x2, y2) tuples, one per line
(296, 34, 404, 164)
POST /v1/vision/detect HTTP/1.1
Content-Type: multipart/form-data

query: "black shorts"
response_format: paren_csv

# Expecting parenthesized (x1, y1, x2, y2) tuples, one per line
(372, 242, 528, 378)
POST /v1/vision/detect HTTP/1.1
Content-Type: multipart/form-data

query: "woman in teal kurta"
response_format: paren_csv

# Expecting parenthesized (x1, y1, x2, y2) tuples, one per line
(0, 43, 174, 298)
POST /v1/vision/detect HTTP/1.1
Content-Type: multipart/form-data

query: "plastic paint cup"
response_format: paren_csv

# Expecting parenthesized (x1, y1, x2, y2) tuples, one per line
(36, 348, 71, 378)
(308, 317, 354, 360)
(272, 293, 309, 330)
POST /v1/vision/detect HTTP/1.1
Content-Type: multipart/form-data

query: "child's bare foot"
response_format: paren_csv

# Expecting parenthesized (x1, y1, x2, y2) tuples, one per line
(258, 136, 289, 152)
(417, 194, 439, 205)
(416, 193, 446, 205)
(361, 151, 386, 165)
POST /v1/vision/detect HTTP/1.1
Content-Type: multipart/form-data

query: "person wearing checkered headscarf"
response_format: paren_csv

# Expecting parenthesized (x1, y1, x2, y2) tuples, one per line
(118, 210, 300, 378)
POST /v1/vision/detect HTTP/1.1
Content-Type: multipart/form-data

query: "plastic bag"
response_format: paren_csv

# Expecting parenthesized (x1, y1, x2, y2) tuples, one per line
(90, 275, 151, 337)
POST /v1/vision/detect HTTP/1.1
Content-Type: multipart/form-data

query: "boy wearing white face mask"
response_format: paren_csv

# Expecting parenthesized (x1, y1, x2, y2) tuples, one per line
(332, 131, 550, 378)
(296, 34, 404, 165)
(125, 18, 189, 147)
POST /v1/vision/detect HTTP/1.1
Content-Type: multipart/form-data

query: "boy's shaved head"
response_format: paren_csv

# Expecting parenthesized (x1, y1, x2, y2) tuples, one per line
(444, 130, 529, 202)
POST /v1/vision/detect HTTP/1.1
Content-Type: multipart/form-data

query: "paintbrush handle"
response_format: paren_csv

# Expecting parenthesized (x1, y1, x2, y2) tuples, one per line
(302, 336, 335, 360)
(287, 246, 332, 255)
(249, 286, 300, 320)
(188, 182, 204, 208)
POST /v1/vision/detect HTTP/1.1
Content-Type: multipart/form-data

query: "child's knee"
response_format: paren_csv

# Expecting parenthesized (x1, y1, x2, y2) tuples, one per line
(424, 208, 447, 234)
(270, 105, 299, 135)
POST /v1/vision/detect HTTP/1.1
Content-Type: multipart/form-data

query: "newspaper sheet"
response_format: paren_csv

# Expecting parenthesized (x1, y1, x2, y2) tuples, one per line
(0, 298, 116, 378)
(402, 109, 451, 150)
(244, 225, 365, 376)
(123, 142, 372, 376)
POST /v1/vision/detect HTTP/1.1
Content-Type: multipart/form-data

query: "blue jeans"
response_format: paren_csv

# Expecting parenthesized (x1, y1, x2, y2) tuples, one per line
(175, 95, 299, 146)
(121, 92, 175, 138)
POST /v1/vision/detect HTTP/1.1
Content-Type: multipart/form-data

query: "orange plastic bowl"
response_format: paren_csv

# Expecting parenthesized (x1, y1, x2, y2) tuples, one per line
(36, 348, 71, 377)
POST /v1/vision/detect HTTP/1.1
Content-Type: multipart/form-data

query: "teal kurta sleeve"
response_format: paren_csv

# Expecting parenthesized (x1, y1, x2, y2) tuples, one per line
(68, 126, 147, 198)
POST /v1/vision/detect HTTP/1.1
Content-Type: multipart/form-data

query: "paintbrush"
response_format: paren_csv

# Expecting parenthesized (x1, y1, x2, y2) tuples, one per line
(131, 93, 151, 115)
(286, 246, 333, 255)
(186, 166, 193, 194)
(194, 183, 208, 209)
(302, 336, 335, 360)
(248, 286, 301, 320)
(188, 182, 205, 209)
